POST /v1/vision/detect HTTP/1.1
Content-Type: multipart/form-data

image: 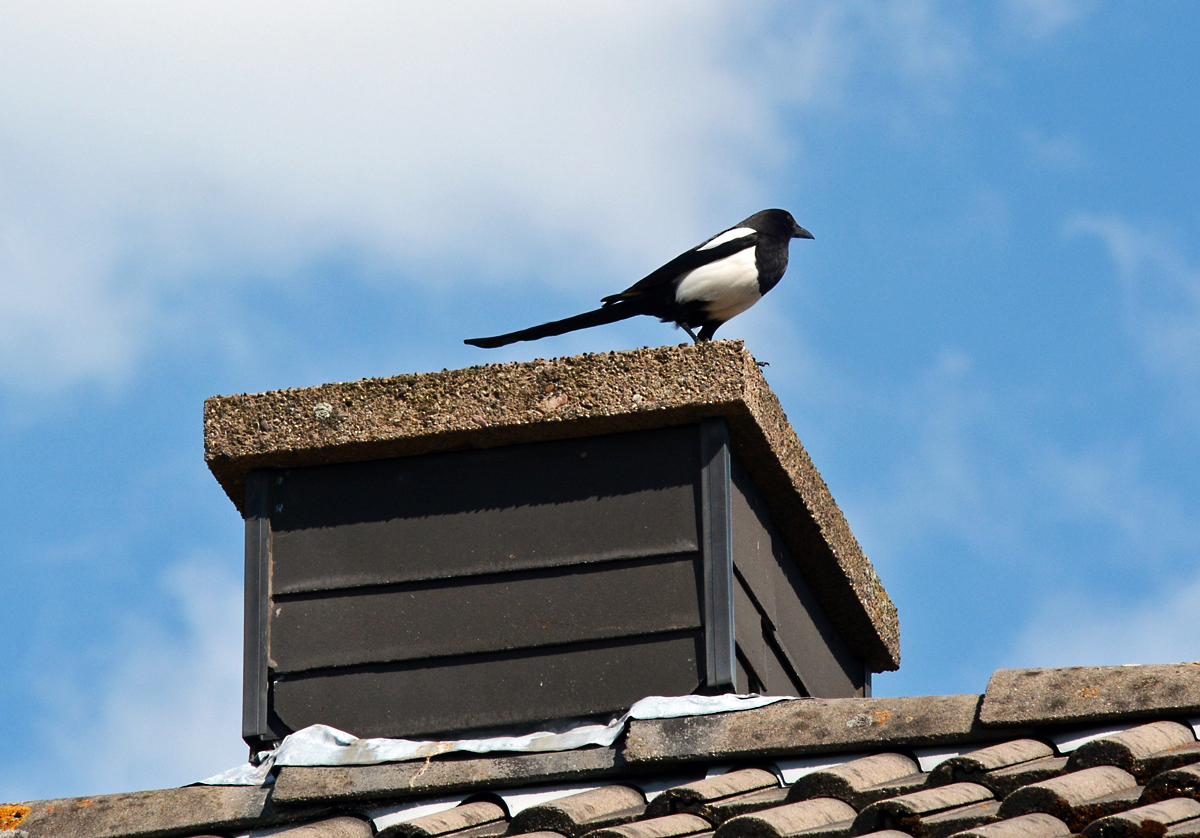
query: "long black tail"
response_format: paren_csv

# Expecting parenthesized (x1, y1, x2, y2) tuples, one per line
(464, 302, 641, 348)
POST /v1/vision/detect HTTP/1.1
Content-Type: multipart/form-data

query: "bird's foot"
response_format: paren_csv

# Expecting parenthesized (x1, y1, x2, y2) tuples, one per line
(756, 361, 769, 367)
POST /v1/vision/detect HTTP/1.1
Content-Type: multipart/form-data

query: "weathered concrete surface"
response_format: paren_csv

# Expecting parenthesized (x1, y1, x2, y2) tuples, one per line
(272, 745, 623, 806)
(204, 340, 898, 671)
(12, 785, 323, 838)
(624, 695, 1018, 763)
(980, 664, 1200, 726)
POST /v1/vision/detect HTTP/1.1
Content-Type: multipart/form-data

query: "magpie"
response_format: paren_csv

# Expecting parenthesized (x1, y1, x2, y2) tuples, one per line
(464, 208, 813, 348)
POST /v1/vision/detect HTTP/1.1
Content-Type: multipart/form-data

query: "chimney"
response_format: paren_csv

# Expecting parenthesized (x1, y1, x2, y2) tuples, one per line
(204, 341, 899, 752)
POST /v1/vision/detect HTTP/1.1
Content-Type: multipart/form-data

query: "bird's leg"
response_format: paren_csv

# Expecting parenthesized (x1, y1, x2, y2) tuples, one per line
(681, 324, 701, 343)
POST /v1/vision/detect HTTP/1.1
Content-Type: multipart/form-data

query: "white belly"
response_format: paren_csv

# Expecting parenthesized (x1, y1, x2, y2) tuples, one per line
(674, 247, 761, 322)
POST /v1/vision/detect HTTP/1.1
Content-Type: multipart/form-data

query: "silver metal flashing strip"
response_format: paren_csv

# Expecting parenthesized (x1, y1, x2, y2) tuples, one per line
(700, 417, 735, 691)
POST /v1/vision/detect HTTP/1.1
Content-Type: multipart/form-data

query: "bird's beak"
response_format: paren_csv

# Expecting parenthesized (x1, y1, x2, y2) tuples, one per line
(794, 225, 814, 239)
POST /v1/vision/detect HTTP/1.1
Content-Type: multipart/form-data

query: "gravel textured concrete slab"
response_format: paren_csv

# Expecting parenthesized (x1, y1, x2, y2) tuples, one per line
(981, 665, 1200, 726)
(624, 695, 1009, 764)
(11, 785, 322, 838)
(272, 746, 621, 806)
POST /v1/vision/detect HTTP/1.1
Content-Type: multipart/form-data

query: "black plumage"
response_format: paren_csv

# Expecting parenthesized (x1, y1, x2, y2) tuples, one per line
(464, 208, 813, 348)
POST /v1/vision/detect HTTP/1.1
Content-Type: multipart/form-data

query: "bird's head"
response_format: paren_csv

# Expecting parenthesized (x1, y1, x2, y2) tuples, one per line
(743, 208, 814, 240)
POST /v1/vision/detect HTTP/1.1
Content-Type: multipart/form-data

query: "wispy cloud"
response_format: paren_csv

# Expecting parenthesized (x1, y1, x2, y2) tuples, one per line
(29, 556, 244, 797)
(1003, 0, 1095, 39)
(1011, 574, 1200, 668)
(1067, 215, 1200, 394)
(0, 1, 1092, 395)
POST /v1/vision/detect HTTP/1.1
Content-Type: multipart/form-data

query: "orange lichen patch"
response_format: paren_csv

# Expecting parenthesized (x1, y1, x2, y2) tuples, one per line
(873, 710, 892, 724)
(0, 804, 31, 830)
(1073, 686, 1101, 699)
(75, 799, 94, 808)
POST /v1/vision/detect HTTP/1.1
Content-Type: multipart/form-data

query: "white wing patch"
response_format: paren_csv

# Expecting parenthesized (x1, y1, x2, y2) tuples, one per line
(675, 246, 762, 322)
(697, 227, 756, 251)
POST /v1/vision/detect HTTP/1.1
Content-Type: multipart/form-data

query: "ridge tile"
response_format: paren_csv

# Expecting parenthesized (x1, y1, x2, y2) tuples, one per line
(980, 666, 1200, 727)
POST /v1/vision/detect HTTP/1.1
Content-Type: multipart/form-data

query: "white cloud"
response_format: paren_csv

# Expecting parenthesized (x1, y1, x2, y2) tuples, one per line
(0, 1, 1094, 394)
(1067, 215, 1200, 391)
(1004, 0, 1094, 39)
(38, 555, 245, 795)
(1021, 128, 1088, 170)
(1011, 574, 1200, 667)
(0, 2, 785, 391)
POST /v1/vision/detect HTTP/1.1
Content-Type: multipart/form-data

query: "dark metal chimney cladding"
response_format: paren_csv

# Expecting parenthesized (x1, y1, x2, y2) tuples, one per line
(204, 341, 899, 752)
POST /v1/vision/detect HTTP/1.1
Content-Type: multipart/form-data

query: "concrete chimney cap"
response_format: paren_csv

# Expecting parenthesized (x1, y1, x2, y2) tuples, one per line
(203, 340, 899, 672)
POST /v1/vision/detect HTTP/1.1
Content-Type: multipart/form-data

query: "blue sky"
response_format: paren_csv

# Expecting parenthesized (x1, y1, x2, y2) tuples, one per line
(2, 1, 1199, 801)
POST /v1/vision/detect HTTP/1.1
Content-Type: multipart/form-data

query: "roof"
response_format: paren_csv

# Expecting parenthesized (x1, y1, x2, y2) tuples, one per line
(10, 662, 1200, 838)
(202, 340, 898, 673)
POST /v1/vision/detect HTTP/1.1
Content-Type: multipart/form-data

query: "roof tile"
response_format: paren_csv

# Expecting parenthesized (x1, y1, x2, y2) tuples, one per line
(1081, 797, 1200, 838)
(1067, 722, 1196, 782)
(1168, 816, 1200, 837)
(646, 770, 780, 818)
(583, 813, 713, 838)
(250, 815, 373, 837)
(786, 755, 920, 808)
(645, 770, 786, 824)
(910, 800, 1002, 838)
(978, 757, 1070, 799)
(948, 812, 1071, 838)
(508, 786, 647, 838)
(996, 767, 1141, 831)
(714, 798, 857, 838)
(927, 741, 1054, 787)
(1142, 765, 1200, 804)
(849, 783, 993, 835)
(1069, 786, 1147, 828)
(380, 801, 508, 838)
(697, 789, 794, 824)
(1138, 742, 1200, 780)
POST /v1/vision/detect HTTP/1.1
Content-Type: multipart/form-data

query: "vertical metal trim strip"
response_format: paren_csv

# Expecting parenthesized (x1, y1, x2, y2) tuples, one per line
(700, 418, 735, 690)
(242, 470, 272, 745)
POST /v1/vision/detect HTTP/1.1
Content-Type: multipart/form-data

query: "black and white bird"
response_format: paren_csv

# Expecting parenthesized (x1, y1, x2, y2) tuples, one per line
(464, 208, 813, 348)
